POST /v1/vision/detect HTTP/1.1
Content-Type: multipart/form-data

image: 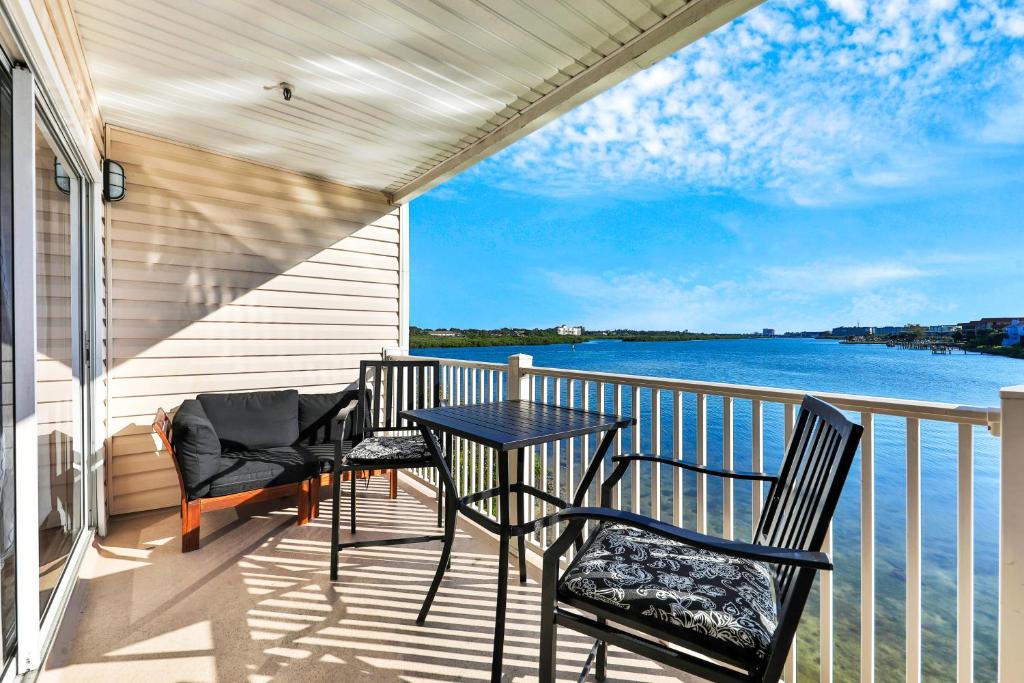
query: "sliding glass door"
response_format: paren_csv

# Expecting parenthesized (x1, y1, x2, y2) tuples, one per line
(33, 123, 83, 616)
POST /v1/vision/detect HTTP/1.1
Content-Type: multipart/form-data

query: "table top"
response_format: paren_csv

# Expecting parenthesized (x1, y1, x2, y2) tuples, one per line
(401, 399, 634, 451)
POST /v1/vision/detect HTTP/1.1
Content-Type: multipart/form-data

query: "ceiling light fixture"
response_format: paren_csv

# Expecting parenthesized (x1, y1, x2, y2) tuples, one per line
(264, 81, 294, 102)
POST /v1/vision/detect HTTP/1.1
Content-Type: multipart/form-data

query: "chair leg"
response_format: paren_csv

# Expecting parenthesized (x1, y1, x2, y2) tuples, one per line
(350, 470, 357, 534)
(436, 477, 443, 528)
(596, 631, 608, 681)
(516, 495, 527, 583)
(491, 533, 511, 682)
(330, 471, 342, 582)
(389, 468, 398, 498)
(416, 501, 456, 625)
(538, 610, 557, 683)
(181, 499, 201, 553)
(297, 480, 311, 525)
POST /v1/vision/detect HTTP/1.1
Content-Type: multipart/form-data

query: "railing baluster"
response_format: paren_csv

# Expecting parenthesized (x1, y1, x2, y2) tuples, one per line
(581, 380, 590, 506)
(554, 377, 563, 505)
(651, 388, 661, 520)
(907, 417, 922, 683)
(541, 377, 550, 547)
(696, 392, 707, 534)
(957, 422, 974, 683)
(861, 411, 875, 683)
(752, 399, 763, 538)
(528, 375, 537, 541)
(673, 391, 684, 528)
(470, 368, 478, 507)
(722, 395, 733, 539)
(596, 381, 606, 504)
(491, 374, 499, 518)
(613, 383, 623, 510)
(458, 366, 465, 495)
(821, 524, 833, 683)
(782, 395, 796, 683)
(631, 385, 642, 514)
(567, 379, 575, 507)
(784, 402, 795, 449)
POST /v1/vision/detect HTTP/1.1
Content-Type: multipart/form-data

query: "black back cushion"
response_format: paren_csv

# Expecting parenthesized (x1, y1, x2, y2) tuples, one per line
(297, 391, 346, 444)
(296, 389, 365, 444)
(171, 400, 222, 499)
(198, 390, 299, 452)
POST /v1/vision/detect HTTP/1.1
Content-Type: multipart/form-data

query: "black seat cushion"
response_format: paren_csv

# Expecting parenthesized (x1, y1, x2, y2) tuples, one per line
(559, 523, 778, 665)
(170, 400, 222, 499)
(198, 390, 299, 452)
(204, 444, 336, 498)
(346, 435, 431, 464)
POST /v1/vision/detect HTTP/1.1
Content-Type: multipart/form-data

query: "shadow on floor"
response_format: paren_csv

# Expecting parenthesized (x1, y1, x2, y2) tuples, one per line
(40, 477, 688, 682)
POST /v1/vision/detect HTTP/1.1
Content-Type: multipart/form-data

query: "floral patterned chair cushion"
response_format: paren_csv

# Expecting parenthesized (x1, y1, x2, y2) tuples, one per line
(558, 522, 778, 664)
(346, 435, 432, 463)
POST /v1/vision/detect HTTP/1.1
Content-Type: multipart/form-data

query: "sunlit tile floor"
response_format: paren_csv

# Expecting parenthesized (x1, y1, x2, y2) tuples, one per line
(40, 476, 688, 682)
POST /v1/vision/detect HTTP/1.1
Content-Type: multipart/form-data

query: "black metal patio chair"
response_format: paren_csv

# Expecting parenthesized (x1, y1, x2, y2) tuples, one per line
(327, 359, 449, 582)
(538, 394, 862, 683)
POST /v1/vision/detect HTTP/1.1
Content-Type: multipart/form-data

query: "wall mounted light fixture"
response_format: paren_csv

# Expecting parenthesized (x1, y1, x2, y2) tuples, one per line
(103, 159, 125, 202)
(54, 158, 71, 195)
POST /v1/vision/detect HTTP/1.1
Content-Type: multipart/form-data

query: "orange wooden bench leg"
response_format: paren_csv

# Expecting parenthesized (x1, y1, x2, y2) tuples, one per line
(389, 469, 398, 499)
(309, 475, 321, 519)
(181, 499, 201, 552)
(297, 479, 312, 525)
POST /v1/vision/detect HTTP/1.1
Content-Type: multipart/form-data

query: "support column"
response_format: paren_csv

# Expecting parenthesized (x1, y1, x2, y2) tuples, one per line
(507, 354, 532, 556)
(1000, 385, 1024, 682)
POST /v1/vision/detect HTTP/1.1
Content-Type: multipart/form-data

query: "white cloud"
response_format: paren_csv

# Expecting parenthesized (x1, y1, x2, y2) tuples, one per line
(467, 0, 1024, 206)
(543, 258, 940, 331)
(760, 262, 929, 291)
(827, 0, 868, 23)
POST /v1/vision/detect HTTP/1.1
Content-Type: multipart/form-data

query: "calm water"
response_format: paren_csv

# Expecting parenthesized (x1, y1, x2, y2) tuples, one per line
(413, 338, 1023, 682)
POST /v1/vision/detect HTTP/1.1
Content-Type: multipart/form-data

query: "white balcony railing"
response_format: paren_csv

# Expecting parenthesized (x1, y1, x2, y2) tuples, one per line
(388, 352, 1012, 683)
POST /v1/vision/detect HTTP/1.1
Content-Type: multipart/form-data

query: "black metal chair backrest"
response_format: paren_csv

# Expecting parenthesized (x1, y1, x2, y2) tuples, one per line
(755, 394, 862, 678)
(357, 359, 441, 440)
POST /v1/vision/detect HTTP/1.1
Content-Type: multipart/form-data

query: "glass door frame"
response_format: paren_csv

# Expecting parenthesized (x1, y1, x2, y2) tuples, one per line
(10, 61, 98, 677)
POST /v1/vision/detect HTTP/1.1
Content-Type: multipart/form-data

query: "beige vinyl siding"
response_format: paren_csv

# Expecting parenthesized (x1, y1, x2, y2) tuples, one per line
(106, 128, 399, 515)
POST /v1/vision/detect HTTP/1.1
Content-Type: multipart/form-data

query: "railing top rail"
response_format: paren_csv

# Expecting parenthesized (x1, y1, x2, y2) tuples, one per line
(390, 352, 999, 428)
(388, 354, 507, 372)
(522, 365, 997, 428)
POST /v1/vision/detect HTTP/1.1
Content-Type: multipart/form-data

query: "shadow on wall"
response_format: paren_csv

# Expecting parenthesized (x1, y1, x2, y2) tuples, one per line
(41, 479, 684, 683)
(104, 128, 400, 515)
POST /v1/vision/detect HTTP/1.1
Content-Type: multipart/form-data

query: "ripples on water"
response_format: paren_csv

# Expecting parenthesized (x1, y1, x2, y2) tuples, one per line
(414, 338, 1024, 682)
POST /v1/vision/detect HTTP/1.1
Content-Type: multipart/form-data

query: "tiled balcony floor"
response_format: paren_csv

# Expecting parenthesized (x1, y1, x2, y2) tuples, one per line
(40, 476, 687, 682)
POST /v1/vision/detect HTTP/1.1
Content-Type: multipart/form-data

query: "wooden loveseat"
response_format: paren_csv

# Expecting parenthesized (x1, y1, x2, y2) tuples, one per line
(153, 388, 393, 552)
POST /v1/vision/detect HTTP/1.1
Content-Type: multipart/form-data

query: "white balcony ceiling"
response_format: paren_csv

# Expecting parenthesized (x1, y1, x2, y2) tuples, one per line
(73, 0, 758, 201)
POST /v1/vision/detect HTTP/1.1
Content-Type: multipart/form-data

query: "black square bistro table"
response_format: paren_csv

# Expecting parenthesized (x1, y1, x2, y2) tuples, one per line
(400, 399, 634, 682)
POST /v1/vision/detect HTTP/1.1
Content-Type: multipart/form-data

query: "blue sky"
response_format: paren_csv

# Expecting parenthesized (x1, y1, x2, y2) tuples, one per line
(410, 0, 1024, 333)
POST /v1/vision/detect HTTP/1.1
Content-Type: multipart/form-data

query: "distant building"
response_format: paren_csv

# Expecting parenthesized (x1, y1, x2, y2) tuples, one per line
(832, 326, 875, 337)
(556, 324, 583, 336)
(427, 329, 458, 337)
(959, 317, 1023, 336)
(1004, 320, 1023, 347)
(927, 324, 959, 337)
(762, 328, 776, 337)
(875, 325, 906, 336)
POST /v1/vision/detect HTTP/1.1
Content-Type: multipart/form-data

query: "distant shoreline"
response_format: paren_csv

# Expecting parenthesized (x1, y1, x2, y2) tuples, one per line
(411, 332, 755, 349)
